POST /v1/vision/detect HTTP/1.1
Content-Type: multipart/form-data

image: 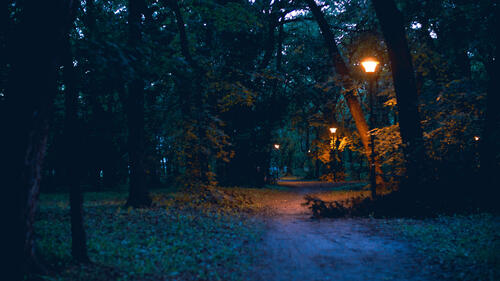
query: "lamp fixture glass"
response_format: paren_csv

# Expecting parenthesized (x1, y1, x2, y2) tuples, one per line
(361, 58, 379, 73)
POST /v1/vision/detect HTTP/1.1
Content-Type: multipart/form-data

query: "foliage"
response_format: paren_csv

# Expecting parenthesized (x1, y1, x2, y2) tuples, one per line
(422, 79, 484, 163)
(301, 189, 471, 219)
(303, 195, 366, 218)
(372, 124, 404, 184)
(16, 0, 491, 193)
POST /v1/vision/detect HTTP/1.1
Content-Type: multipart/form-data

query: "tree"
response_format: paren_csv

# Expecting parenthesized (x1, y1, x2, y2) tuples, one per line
(304, 0, 386, 187)
(1, 1, 69, 279)
(372, 0, 426, 192)
(126, 0, 152, 207)
(479, 7, 499, 202)
(168, 0, 211, 187)
(62, 0, 90, 262)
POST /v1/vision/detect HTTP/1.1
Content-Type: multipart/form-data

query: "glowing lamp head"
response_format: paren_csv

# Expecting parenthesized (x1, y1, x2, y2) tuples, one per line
(361, 58, 379, 73)
(329, 127, 337, 134)
(274, 144, 280, 149)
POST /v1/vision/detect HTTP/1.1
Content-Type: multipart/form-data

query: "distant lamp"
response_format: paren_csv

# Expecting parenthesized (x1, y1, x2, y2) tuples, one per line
(274, 144, 280, 150)
(361, 58, 379, 73)
(329, 127, 337, 134)
(474, 136, 480, 141)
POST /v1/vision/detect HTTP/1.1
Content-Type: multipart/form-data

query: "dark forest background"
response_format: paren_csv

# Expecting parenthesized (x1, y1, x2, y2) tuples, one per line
(1, 0, 498, 279)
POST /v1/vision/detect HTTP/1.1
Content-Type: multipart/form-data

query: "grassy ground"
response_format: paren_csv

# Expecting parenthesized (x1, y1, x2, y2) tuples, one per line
(35, 189, 264, 281)
(35, 185, 499, 281)
(395, 213, 500, 281)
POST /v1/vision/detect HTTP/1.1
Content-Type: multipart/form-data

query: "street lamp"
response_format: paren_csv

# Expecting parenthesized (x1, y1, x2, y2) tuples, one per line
(329, 127, 337, 149)
(329, 127, 337, 181)
(273, 144, 281, 181)
(361, 58, 379, 73)
(473, 136, 480, 169)
(361, 57, 379, 198)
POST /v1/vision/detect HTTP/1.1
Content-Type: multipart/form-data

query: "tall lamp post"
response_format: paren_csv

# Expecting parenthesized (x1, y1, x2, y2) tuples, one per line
(273, 144, 280, 181)
(329, 127, 337, 181)
(361, 58, 379, 198)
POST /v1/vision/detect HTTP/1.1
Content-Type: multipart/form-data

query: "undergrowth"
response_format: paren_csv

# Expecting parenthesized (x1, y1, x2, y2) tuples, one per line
(302, 189, 497, 219)
(302, 191, 412, 218)
(35, 188, 263, 281)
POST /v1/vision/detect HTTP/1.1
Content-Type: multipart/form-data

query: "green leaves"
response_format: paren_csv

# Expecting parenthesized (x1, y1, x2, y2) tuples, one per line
(200, 2, 260, 33)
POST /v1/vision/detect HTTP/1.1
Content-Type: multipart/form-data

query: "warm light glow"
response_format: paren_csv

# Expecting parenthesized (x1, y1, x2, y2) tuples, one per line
(474, 136, 480, 141)
(361, 58, 379, 73)
(329, 127, 337, 134)
(274, 144, 280, 149)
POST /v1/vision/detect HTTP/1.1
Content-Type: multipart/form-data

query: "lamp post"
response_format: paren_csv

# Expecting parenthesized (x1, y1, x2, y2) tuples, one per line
(329, 127, 337, 181)
(273, 144, 280, 181)
(473, 136, 480, 170)
(361, 58, 379, 198)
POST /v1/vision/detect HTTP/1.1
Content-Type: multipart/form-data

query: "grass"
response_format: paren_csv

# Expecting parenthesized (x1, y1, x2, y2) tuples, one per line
(396, 213, 500, 281)
(34, 183, 368, 280)
(35, 189, 263, 281)
(36, 184, 500, 281)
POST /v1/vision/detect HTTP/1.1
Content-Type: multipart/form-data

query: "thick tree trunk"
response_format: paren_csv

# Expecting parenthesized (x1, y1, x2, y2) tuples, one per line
(62, 17, 90, 262)
(258, 9, 277, 71)
(169, 0, 195, 68)
(84, 0, 97, 36)
(0, 1, 9, 81)
(254, 0, 282, 75)
(1, 1, 67, 279)
(126, 0, 151, 207)
(304, 0, 385, 186)
(445, 6, 472, 80)
(479, 25, 499, 203)
(372, 0, 426, 191)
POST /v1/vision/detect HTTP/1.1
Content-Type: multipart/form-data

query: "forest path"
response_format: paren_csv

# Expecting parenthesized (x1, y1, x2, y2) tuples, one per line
(251, 181, 435, 281)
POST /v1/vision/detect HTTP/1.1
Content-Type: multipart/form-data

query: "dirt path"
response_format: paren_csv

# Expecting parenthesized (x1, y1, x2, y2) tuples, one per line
(251, 181, 435, 281)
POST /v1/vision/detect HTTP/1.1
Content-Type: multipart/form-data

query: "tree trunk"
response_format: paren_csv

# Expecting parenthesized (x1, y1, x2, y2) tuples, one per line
(372, 0, 426, 192)
(169, 0, 195, 68)
(479, 24, 499, 204)
(62, 10, 90, 262)
(257, 7, 276, 72)
(0, 1, 9, 84)
(304, 0, 385, 186)
(1, 1, 68, 279)
(126, 0, 151, 207)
